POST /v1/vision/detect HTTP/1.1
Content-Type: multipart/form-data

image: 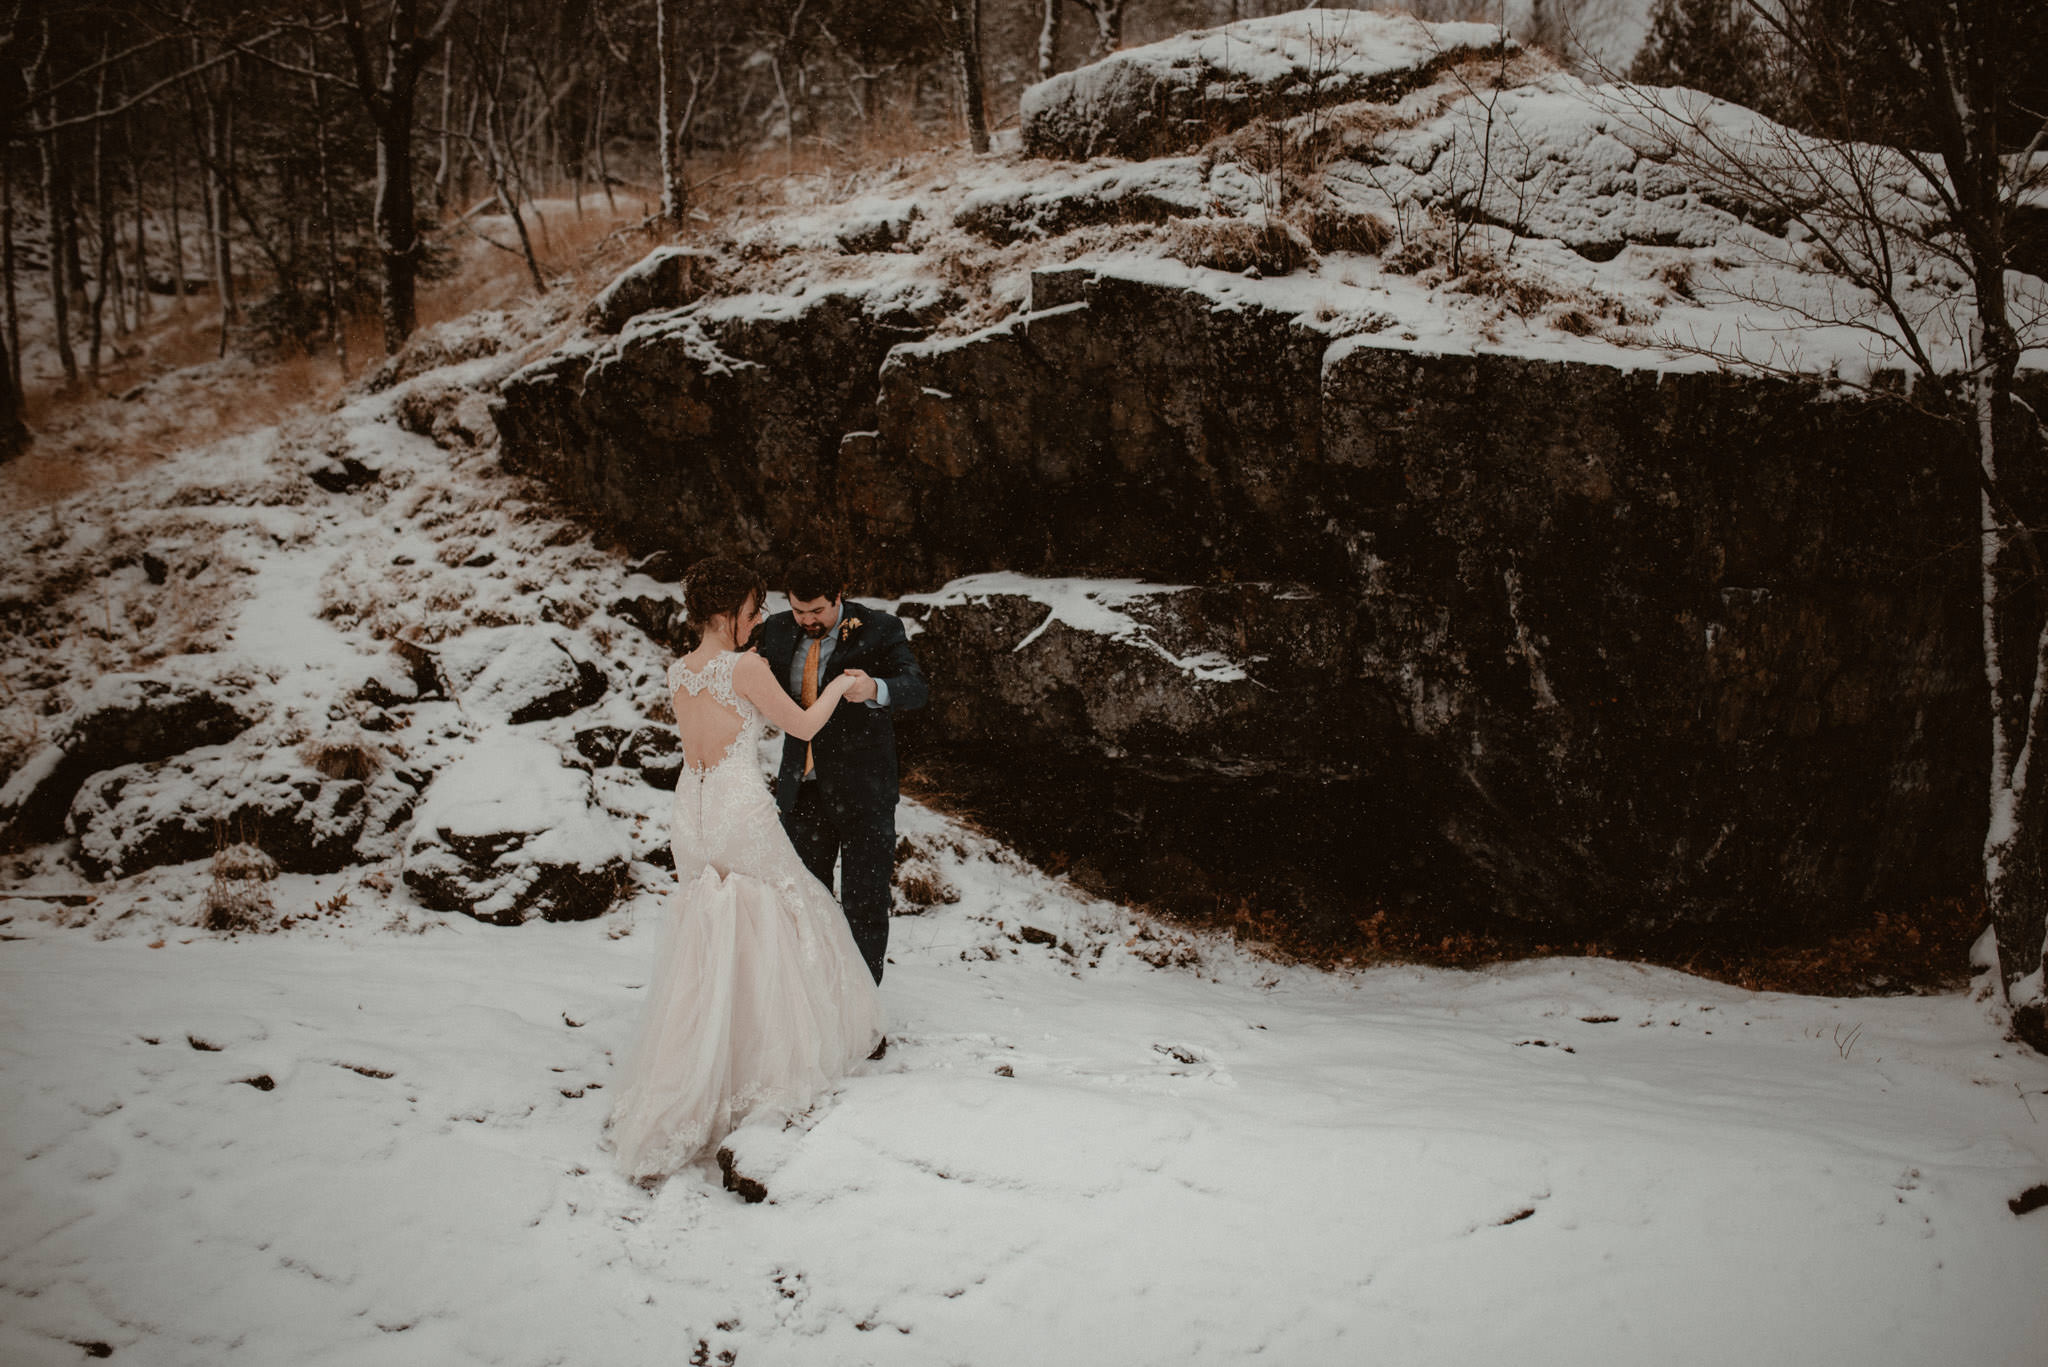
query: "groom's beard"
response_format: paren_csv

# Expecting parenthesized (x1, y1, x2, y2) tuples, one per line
(801, 623, 830, 639)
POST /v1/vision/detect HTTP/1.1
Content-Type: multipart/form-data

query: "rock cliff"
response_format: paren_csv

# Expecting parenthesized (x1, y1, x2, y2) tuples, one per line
(485, 10, 2043, 951)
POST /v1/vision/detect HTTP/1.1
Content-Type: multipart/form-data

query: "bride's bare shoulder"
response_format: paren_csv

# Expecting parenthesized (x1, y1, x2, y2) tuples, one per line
(730, 651, 775, 686)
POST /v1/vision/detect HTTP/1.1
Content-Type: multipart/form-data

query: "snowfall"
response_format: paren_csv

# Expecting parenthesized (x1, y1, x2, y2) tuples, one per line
(5, 13, 2048, 1361)
(1, 377, 2045, 1367)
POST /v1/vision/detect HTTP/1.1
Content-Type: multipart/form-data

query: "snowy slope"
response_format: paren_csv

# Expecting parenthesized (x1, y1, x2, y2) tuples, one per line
(3, 811, 2045, 1365)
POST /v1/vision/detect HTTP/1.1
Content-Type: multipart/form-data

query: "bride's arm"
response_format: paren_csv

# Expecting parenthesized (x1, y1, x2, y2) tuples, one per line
(732, 653, 861, 741)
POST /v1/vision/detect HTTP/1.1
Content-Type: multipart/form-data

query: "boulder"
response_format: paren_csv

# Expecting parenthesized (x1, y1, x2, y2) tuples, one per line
(585, 246, 717, 334)
(351, 639, 448, 714)
(437, 625, 607, 724)
(833, 198, 921, 254)
(609, 587, 691, 653)
(620, 725, 682, 791)
(67, 750, 369, 879)
(573, 725, 630, 767)
(0, 675, 258, 846)
(402, 735, 632, 924)
(493, 278, 952, 564)
(1020, 10, 1511, 161)
(955, 160, 1214, 244)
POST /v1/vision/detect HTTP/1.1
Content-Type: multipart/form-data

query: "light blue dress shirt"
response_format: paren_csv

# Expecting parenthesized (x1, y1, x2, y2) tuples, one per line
(787, 622, 890, 710)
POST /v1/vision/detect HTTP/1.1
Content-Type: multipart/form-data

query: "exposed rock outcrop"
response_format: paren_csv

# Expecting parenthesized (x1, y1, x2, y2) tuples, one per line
(487, 17, 2038, 950)
(494, 278, 953, 564)
(1020, 9, 1511, 161)
(437, 625, 607, 725)
(0, 676, 259, 846)
(586, 246, 717, 334)
(68, 750, 370, 879)
(402, 735, 631, 924)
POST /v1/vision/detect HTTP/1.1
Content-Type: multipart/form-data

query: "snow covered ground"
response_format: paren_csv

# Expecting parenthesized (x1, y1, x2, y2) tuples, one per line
(4, 30, 2048, 1359)
(4, 805, 2047, 1366)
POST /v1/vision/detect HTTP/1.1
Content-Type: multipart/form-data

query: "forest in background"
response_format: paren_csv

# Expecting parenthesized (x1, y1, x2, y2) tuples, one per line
(0, 0, 2040, 459)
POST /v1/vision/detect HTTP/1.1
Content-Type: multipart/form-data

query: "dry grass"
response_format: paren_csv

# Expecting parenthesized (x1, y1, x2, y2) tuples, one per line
(1301, 207, 1395, 256)
(1164, 216, 1317, 276)
(299, 732, 383, 782)
(201, 839, 278, 934)
(1, 178, 654, 515)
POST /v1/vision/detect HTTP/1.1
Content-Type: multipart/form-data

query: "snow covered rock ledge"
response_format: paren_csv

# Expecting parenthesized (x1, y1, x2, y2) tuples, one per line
(1020, 9, 1511, 161)
(401, 736, 631, 925)
(437, 625, 607, 726)
(67, 749, 371, 880)
(0, 675, 259, 847)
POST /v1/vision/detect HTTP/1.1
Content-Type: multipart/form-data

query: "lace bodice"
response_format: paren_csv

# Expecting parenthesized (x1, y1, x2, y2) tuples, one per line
(663, 649, 787, 891)
(667, 651, 764, 780)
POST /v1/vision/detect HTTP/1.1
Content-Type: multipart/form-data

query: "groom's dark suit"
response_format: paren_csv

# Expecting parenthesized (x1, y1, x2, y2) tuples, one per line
(758, 602, 927, 983)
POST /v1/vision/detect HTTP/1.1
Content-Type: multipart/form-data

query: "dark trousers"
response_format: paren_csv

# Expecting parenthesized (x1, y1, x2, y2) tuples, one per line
(783, 780, 894, 984)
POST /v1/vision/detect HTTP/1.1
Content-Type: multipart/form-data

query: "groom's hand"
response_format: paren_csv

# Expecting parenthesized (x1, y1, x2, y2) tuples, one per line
(841, 669, 878, 703)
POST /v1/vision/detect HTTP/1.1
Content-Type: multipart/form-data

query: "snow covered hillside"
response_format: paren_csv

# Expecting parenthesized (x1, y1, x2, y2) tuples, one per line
(0, 296, 2043, 1363)
(4, 10, 2048, 1362)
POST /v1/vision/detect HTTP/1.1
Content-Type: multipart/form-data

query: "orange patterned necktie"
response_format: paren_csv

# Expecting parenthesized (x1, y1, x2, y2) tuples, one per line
(801, 637, 821, 775)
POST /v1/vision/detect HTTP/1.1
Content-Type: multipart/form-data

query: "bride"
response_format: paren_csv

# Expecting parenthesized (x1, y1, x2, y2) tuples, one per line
(606, 556, 885, 1183)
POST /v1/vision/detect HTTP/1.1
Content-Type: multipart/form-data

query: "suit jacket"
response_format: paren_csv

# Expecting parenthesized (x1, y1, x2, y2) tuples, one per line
(758, 602, 928, 817)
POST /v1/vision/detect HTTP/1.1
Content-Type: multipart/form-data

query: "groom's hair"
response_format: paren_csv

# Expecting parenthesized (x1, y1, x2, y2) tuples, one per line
(783, 554, 842, 605)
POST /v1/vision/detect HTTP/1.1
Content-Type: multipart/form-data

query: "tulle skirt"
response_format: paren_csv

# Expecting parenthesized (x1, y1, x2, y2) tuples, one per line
(606, 863, 884, 1182)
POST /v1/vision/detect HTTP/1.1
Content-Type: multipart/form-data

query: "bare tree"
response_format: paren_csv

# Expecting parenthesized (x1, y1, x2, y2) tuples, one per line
(336, 0, 462, 354)
(1604, 0, 2048, 1040)
(655, 0, 684, 223)
(1037, 0, 1062, 81)
(1070, 0, 1126, 57)
(947, 0, 988, 153)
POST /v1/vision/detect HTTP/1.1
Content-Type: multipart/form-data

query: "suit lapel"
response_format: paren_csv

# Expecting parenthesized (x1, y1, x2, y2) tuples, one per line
(764, 617, 797, 695)
(821, 602, 864, 683)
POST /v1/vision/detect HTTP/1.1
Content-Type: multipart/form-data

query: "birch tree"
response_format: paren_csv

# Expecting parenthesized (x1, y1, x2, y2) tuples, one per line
(1609, 0, 2048, 1041)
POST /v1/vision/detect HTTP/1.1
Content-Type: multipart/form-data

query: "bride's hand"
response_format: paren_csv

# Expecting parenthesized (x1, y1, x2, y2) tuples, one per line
(833, 669, 869, 697)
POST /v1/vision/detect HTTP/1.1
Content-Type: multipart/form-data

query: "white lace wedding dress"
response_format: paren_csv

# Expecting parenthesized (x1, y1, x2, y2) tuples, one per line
(605, 650, 884, 1182)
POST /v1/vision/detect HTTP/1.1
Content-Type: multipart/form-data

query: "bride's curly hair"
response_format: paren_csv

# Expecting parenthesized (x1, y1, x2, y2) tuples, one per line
(681, 556, 766, 651)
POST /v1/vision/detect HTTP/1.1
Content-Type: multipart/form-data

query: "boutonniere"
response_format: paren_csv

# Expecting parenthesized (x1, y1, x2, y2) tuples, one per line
(841, 615, 863, 636)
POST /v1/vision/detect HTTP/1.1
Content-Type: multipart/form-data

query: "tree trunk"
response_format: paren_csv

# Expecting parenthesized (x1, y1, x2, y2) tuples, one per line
(1088, 0, 1123, 56)
(0, 145, 22, 455)
(312, 61, 348, 378)
(948, 0, 991, 153)
(339, 0, 447, 354)
(203, 83, 238, 355)
(434, 38, 454, 213)
(592, 73, 616, 212)
(371, 103, 419, 353)
(168, 141, 185, 311)
(39, 128, 77, 385)
(129, 117, 149, 324)
(3, 147, 21, 402)
(656, 0, 685, 223)
(1038, 0, 1062, 81)
(87, 68, 113, 379)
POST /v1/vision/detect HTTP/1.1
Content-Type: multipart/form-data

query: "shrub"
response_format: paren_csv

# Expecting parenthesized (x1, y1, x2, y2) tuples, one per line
(1548, 305, 1601, 336)
(202, 841, 279, 933)
(1302, 208, 1394, 256)
(1164, 216, 1316, 277)
(299, 732, 383, 781)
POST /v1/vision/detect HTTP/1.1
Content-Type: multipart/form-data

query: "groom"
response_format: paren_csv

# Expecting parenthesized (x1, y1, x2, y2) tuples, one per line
(757, 555, 928, 985)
